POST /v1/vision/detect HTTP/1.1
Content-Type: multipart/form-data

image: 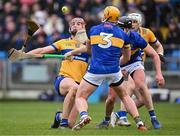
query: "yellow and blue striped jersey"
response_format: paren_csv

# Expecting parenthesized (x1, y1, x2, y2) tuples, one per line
(139, 27, 157, 44)
(121, 31, 148, 67)
(88, 22, 130, 74)
(139, 27, 157, 61)
(51, 38, 89, 83)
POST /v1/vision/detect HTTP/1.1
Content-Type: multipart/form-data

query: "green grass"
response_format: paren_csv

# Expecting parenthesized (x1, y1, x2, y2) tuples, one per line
(0, 101, 180, 135)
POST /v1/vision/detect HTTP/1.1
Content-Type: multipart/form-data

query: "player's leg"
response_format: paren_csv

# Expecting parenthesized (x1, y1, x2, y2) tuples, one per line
(111, 81, 147, 130)
(51, 76, 65, 128)
(113, 62, 144, 127)
(51, 76, 78, 128)
(59, 78, 79, 128)
(113, 76, 135, 127)
(68, 104, 78, 128)
(96, 87, 116, 128)
(132, 69, 161, 129)
(72, 78, 97, 130)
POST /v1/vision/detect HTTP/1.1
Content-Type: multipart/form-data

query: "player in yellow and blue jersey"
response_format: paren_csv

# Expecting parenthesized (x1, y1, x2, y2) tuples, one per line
(27, 17, 90, 128)
(128, 13, 165, 63)
(65, 6, 147, 131)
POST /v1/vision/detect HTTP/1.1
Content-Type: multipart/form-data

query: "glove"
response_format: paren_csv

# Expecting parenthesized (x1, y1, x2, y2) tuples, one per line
(158, 54, 166, 63)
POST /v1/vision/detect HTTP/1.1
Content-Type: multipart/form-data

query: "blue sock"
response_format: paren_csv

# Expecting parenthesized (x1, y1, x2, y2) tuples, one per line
(55, 112, 61, 121)
(149, 110, 156, 118)
(60, 119, 68, 127)
(105, 116, 110, 122)
(116, 111, 127, 118)
(80, 111, 88, 118)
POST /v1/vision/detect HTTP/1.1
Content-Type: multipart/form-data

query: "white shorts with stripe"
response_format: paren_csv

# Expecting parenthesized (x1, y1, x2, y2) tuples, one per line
(121, 61, 144, 75)
(83, 71, 124, 86)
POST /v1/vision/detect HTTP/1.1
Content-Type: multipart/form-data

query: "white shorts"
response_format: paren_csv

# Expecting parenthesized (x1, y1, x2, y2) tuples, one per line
(83, 71, 124, 86)
(121, 61, 144, 75)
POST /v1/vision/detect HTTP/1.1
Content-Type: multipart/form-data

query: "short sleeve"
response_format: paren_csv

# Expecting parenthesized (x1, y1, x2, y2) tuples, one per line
(147, 29, 157, 44)
(52, 40, 64, 51)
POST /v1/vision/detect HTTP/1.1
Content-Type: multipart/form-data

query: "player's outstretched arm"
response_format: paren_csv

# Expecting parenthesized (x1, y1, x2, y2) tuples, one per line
(143, 45, 165, 87)
(64, 45, 88, 58)
(27, 46, 55, 54)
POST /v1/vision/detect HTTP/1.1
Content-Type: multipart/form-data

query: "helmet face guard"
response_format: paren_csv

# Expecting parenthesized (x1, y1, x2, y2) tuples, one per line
(103, 6, 120, 23)
(128, 13, 142, 25)
(118, 16, 132, 29)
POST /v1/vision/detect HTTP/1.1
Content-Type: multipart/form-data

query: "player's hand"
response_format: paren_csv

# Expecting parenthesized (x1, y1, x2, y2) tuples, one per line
(158, 54, 166, 64)
(155, 74, 165, 87)
(64, 52, 74, 60)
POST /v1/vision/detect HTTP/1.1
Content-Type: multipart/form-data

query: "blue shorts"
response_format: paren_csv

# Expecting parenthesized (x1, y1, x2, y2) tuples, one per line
(54, 75, 65, 96)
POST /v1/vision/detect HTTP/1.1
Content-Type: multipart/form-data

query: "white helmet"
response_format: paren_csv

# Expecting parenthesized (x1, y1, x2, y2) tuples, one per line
(128, 13, 142, 25)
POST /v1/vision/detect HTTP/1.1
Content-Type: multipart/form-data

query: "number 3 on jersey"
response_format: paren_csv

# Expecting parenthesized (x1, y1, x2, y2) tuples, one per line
(98, 32, 113, 48)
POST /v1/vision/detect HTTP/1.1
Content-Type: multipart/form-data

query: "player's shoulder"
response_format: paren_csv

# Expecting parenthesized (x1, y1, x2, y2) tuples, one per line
(53, 38, 68, 45)
(90, 24, 102, 30)
(140, 27, 154, 34)
(89, 24, 101, 34)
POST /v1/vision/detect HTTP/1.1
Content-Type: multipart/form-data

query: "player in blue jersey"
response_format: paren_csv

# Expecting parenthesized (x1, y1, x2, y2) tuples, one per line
(110, 16, 165, 129)
(96, 16, 165, 129)
(65, 6, 147, 131)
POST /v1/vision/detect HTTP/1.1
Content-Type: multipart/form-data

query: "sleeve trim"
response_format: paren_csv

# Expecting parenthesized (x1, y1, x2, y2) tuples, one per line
(51, 44, 58, 52)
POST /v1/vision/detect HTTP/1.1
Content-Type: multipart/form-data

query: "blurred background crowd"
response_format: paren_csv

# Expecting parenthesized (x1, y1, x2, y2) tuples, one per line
(0, 0, 180, 61)
(0, 0, 180, 102)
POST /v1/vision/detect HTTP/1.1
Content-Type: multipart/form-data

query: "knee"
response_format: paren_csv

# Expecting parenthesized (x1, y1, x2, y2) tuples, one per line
(135, 83, 147, 92)
(69, 84, 79, 97)
(136, 95, 144, 104)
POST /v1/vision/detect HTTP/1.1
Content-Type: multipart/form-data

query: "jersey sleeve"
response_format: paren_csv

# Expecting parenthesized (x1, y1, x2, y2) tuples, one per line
(123, 32, 131, 48)
(147, 29, 157, 44)
(133, 32, 148, 49)
(51, 40, 64, 51)
(89, 26, 96, 37)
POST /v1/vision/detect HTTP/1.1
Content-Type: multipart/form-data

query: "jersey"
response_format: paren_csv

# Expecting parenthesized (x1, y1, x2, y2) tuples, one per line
(121, 31, 148, 67)
(139, 27, 157, 44)
(52, 38, 89, 83)
(138, 27, 157, 61)
(88, 22, 130, 74)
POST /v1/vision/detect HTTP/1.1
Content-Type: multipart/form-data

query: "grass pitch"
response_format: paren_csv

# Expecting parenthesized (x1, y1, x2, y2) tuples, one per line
(0, 101, 180, 135)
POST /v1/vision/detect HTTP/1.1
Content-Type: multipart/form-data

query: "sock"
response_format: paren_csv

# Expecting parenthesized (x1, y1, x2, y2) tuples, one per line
(60, 119, 68, 127)
(80, 111, 88, 118)
(116, 111, 127, 118)
(55, 112, 61, 121)
(149, 110, 156, 119)
(134, 116, 144, 127)
(105, 116, 110, 122)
